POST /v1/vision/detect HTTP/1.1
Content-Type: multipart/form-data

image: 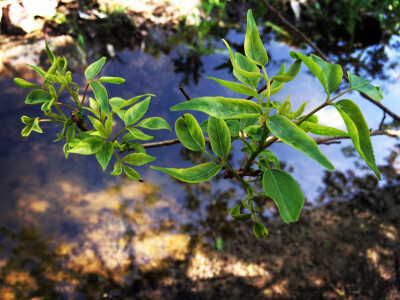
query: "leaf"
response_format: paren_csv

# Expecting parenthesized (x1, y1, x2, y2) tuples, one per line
(88, 116, 106, 138)
(208, 116, 231, 159)
(310, 54, 342, 94)
(123, 128, 154, 141)
(21, 117, 42, 137)
(333, 100, 380, 179)
(262, 169, 305, 223)
(347, 72, 383, 101)
(25, 89, 52, 104)
(85, 57, 106, 81)
(124, 97, 151, 126)
(175, 114, 205, 152)
(226, 120, 240, 137)
(14, 78, 41, 89)
(272, 59, 302, 82)
(28, 64, 46, 78)
(253, 222, 269, 239)
(208, 77, 259, 98)
(171, 97, 263, 119)
(267, 115, 334, 170)
(45, 40, 55, 64)
(126, 142, 146, 154)
(21, 116, 35, 125)
(299, 121, 349, 136)
(66, 125, 76, 142)
(122, 153, 156, 166)
(124, 165, 140, 180)
(68, 137, 104, 155)
(229, 204, 252, 222)
(137, 117, 171, 131)
(233, 52, 261, 88)
(105, 113, 113, 137)
(110, 161, 123, 176)
(98, 77, 125, 84)
(90, 81, 110, 116)
(244, 9, 268, 66)
(95, 141, 114, 171)
(260, 150, 280, 168)
(243, 124, 263, 140)
(89, 97, 100, 118)
(150, 163, 222, 183)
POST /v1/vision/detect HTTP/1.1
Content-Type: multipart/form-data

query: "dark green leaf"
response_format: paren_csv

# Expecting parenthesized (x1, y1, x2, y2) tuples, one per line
(171, 97, 263, 119)
(45, 41, 55, 64)
(208, 116, 231, 159)
(253, 222, 269, 239)
(267, 115, 334, 170)
(333, 100, 380, 179)
(175, 114, 205, 152)
(244, 9, 268, 66)
(263, 169, 305, 223)
(348, 72, 383, 101)
(137, 117, 171, 131)
(98, 77, 125, 84)
(229, 204, 252, 222)
(68, 137, 104, 155)
(150, 162, 222, 183)
(95, 141, 114, 170)
(124, 165, 140, 180)
(122, 153, 156, 166)
(25, 89, 52, 104)
(208, 77, 259, 98)
(90, 81, 109, 116)
(85, 57, 106, 81)
(124, 97, 151, 126)
(226, 120, 240, 137)
(14, 78, 41, 89)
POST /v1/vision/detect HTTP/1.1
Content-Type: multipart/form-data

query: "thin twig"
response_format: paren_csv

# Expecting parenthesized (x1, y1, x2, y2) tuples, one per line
(55, 102, 78, 111)
(80, 83, 90, 106)
(379, 112, 387, 130)
(261, 0, 400, 122)
(179, 82, 191, 101)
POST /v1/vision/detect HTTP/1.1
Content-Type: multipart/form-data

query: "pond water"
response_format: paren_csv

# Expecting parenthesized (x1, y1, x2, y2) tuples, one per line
(0, 23, 399, 298)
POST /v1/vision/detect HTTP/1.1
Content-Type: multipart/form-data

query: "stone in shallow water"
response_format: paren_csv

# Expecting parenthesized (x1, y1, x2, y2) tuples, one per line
(2, 0, 38, 34)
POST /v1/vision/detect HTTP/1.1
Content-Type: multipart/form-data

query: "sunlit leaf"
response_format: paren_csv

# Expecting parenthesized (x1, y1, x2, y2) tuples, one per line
(244, 9, 268, 66)
(123, 165, 140, 180)
(45, 40, 55, 64)
(122, 152, 156, 166)
(124, 96, 151, 126)
(88, 116, 106, 138)
(208, 77, 259, 98)
(85, 57, 106, 81)
(25, 89, 52, 104)
(175, 114, 205, 152)
(95, 141, 114, 170)
(14, 78, 41, 89)
(98, 77, 125, 84)
(111, 161, 123, 176)
(123, 128, 154, 142)
(105, 113, 113, 137)
(208, 116, 231, 159)
(137, 117, 171, 131)
(310, 54, 342, 94)
(90, 81, 109, 116)
(348, 72, 383, 101)
(272, 59, 301, 82)
(299, 121, 349, 136)
(21, 117, 42, 137)
(233, 52, 261, 89)
(68, 137, 104, 155)
(263, 169, 305, 223)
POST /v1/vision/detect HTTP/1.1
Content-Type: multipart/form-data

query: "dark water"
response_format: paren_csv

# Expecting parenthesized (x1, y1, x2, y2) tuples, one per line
(0, 26, 399, 298)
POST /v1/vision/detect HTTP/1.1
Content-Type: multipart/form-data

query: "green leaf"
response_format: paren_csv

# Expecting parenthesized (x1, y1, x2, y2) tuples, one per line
(85, 57, 106, 81)
(267, 115, 334, 170)
(244, 9, 268, 66)
(45, 41, 55, 64)
(90, 81, 110, 116)
(137, 117, 171, 131)
(348, 72, 383, 101)
(150, 163, 222, 183)
(123, 128, 154, 142)
(66, 125, 76, 142)
(68, 137, 104, 155)
(25, 89, 52, 104)
(88, 116, 106, 138)
(126, 142, 146, 154)
(263, 169, 305, 223)
(253, 222, 269, 239)
(14, 78, 41, 89)
(98, 77, 125, 84)
(260, 150, 280, 168)
(226, 120, 240, 137)
(111, 161, 123, 176)
(229, 204, 252, 222)
(28, 64, 46, 78)
(175, 114, 205, 152)
(171, 97, 263, 119)
(233, 52, 261, 89)
(272, 59, 302, 83)
(88, 97, 100, 118)
(63, 143, 70, 159)
(208, 116, 231, 159)
(105, 114, 113, 137)
(208, 77, 259, 98)
(299, 121, 349, 136)
(124, 96, 151, 126)
(21, 117, 42, 137)
(333, 100, 380, 179)
(21, 116, 35, 125)
(122, 153, 156, 166)
(310, 54, 342, 94)
(123, 166, 140, 180)
(95, 141, 114, 171)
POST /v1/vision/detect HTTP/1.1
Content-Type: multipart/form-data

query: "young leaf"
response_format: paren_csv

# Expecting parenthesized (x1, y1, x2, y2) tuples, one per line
(244, 9, 268, 66)
(63, 143, 70, 159)
(150, 163, 222, 183)
(233, 52, 261, 89)
(267, 115, 334, 170)
(125, 142, 146, 154)
(123, 165, 140, 180)
(90, 81, 110, 116)
(347, 72, 383, 101)
(28, 64, 46, 78)
(21, 117, 42, 137)
(272, 59, 302, 82)
(260, 150, 280, 168)
(98, 77, 125, 84)
(299, 121, 349, 136)
(25, 89, 52, 104)
(124, 128, 154, 142)
(88, 116, 106, 138)
(66, 125, 76, 142)
(229, 204, 252, 222)
(333, 100, 380, 179)
(137, 117, 171, 131)
(111, 161, 123, 176)
(253, 222, 269, 239)
(85, 57, 106, 81)
(95, 141, 114, 171)
(208, 116, 231, 159)
(14, 78, 41, 89)
(310, 54, 342, 94)
(21, 116, 35, 125)
(68, 137, 104, 155)
(263, 169, 305, 223)
(208, 77, 259, 98)
(122, 153, 156, 166)
(124, 97, 151, 126)
(45, 41, 55, 64)
(170, 97, 263, 119)
(175, 115, 205, 152)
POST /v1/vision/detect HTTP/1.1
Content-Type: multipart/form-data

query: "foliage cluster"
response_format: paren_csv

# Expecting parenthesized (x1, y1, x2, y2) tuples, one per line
(15, 10, 383, 238)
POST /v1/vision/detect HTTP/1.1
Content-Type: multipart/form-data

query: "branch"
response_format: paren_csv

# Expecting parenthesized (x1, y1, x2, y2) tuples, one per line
(313, 129, 400, 145)
(179, 82, 191, 101)
(261, 0, 400, 122)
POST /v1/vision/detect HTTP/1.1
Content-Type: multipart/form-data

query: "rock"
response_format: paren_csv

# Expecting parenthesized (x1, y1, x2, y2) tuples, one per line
(2, 0, 38, 34)
(21, 0, 58, 18)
